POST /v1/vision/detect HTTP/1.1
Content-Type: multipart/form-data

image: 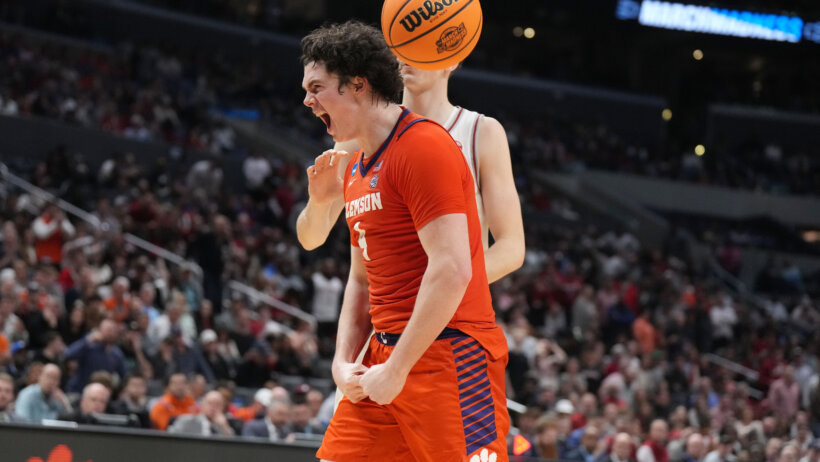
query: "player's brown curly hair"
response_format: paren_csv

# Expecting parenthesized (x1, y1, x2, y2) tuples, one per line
(300, 21, 403, 104)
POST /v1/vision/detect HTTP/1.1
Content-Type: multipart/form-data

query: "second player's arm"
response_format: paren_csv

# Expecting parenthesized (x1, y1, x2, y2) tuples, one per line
(378, 214, 472, 384)
(296, 141, 359, 250)
(296, 196, 345, 250)
(478, 117, 525, 283)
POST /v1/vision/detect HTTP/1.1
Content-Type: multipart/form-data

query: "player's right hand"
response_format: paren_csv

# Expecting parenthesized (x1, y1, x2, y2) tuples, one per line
(306, 149, 350, 206)
(332, 361, 369, 403)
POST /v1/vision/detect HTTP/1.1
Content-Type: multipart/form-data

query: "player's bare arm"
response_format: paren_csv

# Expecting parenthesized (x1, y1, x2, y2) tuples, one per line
(331, 244, 372, 403)
(296, 141, 358, 250)
(478, 116, 525, 283)
(360, 213, 472, 405)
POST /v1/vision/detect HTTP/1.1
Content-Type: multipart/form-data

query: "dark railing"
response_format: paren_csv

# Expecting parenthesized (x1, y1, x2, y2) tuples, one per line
(0, 422, 556, 462)
(0, 422, 319, 462)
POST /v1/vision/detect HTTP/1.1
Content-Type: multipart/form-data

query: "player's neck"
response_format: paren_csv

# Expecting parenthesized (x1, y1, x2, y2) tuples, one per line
(355, 103, 404, 159)
(402, 83, 454, 126)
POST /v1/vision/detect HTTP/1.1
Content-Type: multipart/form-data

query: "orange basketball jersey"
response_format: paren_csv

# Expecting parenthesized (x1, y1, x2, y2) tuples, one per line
(343, 108, 506, 360)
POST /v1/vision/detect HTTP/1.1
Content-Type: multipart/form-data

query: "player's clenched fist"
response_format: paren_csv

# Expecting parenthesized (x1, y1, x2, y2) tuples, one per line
(306, 149, 350, 206)
(332, 361, 369, 403)
(360, 363, 407, 405)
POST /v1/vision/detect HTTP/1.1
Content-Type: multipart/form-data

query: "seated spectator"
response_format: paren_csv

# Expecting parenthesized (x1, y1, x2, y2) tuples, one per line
(703, 434, 737, 462)
(200, 329, 232, 381)
(766, 439, 784, 462)
(0, 297, 26, 345)
(290, 402, 324, 436)
(305, 389, 326, 429)
(768, 366, 800, 422)
(232, 388, 272, 423)
(598, 433, 637, 462)
(104, 276, 134, 323)
(31, 331, 65, 366)
(146, 293, 197, 348)
(149, 329, 215, 383)
(242, 399, 292, 442)
(111, 374, 151, 428)
(189, 374, 208, 403)
(638, 420, 670, 462)
(58, 382, 111, 425)
(778, 444, 799, 462)
(63, 319, 126, 394)
(168, 390, 234, 436)
(514, 413, 557, 458)
(683, 433, 706, 462)
(14, 363, 71, 422)
(149, 373, 197, 430)
(316, 391, 336, 431)
(0, 372, 16, 422)
(0, 331, 9, 365)
(800, 441, 820, 462)
(32, 204, 75, 265)
(565, 425, 602, 462)
(59, 300, 89, 346)
(791, 421, 814, 454)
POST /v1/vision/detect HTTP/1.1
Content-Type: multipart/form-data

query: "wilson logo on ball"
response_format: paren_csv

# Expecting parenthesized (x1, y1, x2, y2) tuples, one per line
(400, 0, 462, 32)
(436, 23, 467, 52)
(383, 0, 482, 70)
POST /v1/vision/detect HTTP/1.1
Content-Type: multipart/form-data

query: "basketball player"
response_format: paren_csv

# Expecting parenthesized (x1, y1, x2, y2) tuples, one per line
(301, 21, 510, 461)
(298, 67, 525, 284)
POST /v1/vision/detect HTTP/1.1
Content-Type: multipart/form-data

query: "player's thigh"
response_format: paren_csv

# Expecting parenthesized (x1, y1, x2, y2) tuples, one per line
(390, 335, 510, 462)
(318, 397, 410, 461)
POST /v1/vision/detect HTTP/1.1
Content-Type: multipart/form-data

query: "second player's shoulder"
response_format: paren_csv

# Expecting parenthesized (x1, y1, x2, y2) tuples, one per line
(475, 114, 506, 140)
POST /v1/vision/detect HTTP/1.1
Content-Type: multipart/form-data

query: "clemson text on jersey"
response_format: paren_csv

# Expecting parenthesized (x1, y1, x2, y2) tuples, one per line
(344, 193, 383, 219)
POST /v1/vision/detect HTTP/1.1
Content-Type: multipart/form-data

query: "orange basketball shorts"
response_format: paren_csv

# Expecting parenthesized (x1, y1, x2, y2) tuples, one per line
(317, 330, 510, 462)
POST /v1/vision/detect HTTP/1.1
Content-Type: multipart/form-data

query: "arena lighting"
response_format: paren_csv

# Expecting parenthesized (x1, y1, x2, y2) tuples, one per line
(615, 0, 820, 44)
(693, 49, 704, 60)
(523, 27, 536, 39)
(695, 144, 706, 156)
(662, 108, 673, 121)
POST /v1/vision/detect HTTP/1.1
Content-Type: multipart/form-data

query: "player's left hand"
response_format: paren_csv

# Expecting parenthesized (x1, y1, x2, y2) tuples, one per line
(360, 363, 407, 405)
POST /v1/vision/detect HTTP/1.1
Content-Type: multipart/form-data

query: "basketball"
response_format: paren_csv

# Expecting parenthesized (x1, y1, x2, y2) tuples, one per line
(381, 0, 482, 70)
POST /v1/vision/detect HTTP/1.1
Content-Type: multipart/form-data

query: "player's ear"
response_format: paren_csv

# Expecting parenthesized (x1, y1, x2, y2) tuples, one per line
(351, 76, 366, 95)
(444, 64, 459, 76)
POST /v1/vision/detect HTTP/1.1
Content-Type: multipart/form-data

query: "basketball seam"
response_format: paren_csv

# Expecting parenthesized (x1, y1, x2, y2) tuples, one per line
(386, 0, 415, 46)
(388, 0, 476, 49)
(391, 12, 482, 65)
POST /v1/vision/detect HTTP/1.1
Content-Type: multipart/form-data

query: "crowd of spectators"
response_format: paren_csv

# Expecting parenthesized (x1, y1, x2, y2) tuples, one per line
(0, 140, 819, 461)
(2, 26, 819, 198)
(0, 31, 329, 157)
(0, 14, 818, 462)
(492, 217, 820, 459)
(0, 142, 344, 442)
(0, 27, 820, 200)
(501, 110, 820, 197)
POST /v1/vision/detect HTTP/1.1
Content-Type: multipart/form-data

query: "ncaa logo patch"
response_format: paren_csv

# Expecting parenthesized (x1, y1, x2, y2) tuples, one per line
(370, 174, 379, 189)
(351, 162, 358, 176)
(373, 161, 383, 172)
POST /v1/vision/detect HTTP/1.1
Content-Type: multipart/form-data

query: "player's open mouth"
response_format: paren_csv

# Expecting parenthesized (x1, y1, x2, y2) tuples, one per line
(317, 112, 331, 131)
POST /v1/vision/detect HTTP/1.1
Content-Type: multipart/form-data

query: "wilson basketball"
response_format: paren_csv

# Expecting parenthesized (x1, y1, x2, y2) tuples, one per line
(382, 0, 482, 70)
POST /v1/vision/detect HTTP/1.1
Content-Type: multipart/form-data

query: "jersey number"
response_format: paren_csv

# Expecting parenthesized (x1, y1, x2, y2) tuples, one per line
(353, 221, 371, 261)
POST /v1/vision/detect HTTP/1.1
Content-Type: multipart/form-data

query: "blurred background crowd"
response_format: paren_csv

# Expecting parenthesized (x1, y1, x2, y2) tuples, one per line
(1, 0, 819, 461)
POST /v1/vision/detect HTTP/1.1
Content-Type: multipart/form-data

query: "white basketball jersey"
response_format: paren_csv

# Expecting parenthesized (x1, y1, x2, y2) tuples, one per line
(443, 106, 488, 249)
